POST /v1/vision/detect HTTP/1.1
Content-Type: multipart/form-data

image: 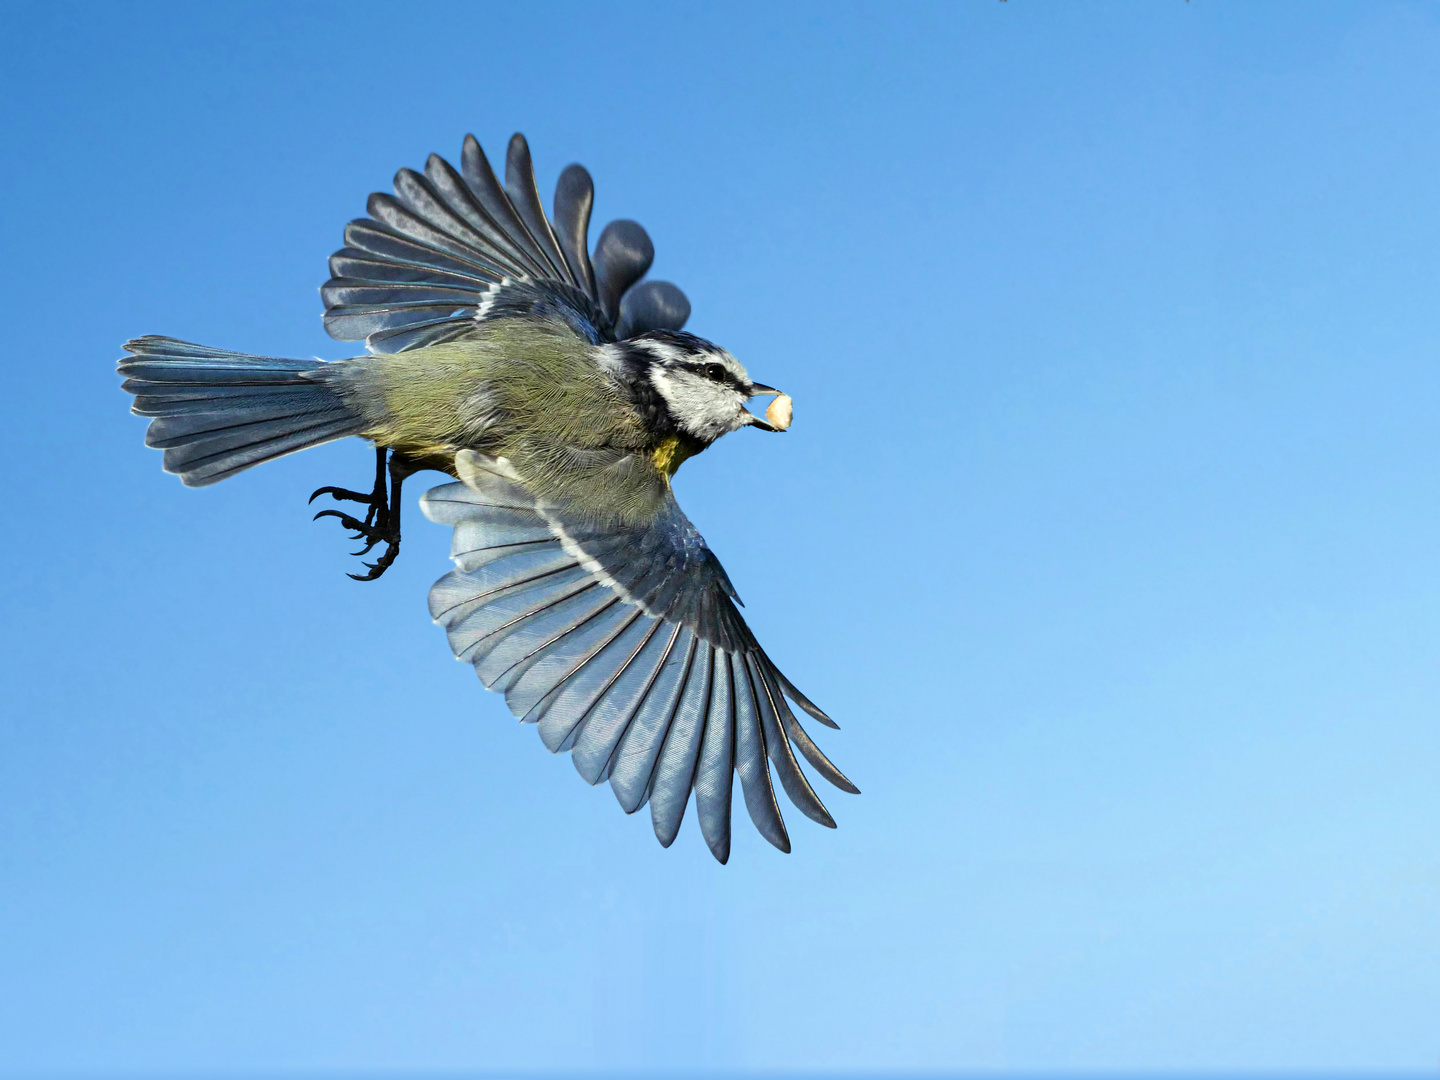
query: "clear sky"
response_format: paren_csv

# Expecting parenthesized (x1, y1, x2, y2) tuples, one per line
(4, 0, 1440, 1072)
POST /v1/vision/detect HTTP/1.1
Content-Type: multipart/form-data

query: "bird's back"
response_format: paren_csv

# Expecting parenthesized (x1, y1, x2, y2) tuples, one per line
(319, 317, 666, 521)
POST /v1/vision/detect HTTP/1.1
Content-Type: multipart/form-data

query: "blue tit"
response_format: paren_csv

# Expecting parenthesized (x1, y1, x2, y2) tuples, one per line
(118, 133, 854, 861)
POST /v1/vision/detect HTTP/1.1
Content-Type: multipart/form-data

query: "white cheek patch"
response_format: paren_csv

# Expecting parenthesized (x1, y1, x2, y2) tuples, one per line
(650, 370, 746, 442)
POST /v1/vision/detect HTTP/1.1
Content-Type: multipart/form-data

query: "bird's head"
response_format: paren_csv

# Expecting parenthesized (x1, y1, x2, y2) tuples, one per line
(625, 330, 790, 445)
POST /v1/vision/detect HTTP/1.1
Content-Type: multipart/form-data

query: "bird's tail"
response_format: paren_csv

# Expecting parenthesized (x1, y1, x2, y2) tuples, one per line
(119, 336, 366, 487)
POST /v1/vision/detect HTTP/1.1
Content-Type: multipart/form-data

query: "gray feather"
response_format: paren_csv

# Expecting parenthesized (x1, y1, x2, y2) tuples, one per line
(616, 280, 691, 339)
(694, 650, 736, 863)
(534, 608, 651, 753)
(118, 337, 363, 487)
(504, 133, 574, 286)
(323, 134, 691, 350)
(592, 219, 654, 326)
(748, 655, 835, 828)
(608, 630, 697, 813)
(570, 620, 678, 785)
(649, 638, 714, 847)
(462, 134, 557, 279)
(423, 152, 542, 279)
(730, 652, 790, 853)
(418, 454, 850, 861)
(552, 164, 597, 300)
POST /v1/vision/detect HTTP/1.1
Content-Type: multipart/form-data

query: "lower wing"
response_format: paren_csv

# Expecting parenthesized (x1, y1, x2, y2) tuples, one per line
(420, 451, 857, 863)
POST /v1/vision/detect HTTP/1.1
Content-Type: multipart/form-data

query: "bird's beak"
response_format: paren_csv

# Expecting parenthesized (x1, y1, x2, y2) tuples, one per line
(745, 384, 791, 432)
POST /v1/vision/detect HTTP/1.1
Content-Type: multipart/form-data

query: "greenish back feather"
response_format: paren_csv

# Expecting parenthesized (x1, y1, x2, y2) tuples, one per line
(326, 318, 668, 523)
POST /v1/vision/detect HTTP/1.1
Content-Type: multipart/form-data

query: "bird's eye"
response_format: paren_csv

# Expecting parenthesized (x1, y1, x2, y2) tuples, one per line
(702, 363, 728, 383)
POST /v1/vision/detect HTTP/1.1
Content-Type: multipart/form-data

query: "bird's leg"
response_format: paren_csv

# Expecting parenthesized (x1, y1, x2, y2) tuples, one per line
(345, 452, 417, 581)
(310, 447, 413, 580)
(310, 447, 388, 529)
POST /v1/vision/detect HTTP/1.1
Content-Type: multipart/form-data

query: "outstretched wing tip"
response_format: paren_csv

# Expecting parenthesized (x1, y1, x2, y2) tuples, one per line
(324, 133, 696, 350)
(421, 452, 852, 858)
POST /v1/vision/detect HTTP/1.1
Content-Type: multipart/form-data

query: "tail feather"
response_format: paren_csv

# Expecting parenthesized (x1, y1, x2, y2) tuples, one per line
(119, 336, 366, 487)
(128, 386, 332, 418)
(160, 416, 364, 486)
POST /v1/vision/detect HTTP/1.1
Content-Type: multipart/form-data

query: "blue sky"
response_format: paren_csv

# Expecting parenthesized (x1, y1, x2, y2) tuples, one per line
(4, 0, 1440, 1071)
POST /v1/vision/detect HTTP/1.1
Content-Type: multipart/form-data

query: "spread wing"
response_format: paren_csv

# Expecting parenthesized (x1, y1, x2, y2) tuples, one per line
(322, 132, 692, 354)
(420, 451, 857, 863)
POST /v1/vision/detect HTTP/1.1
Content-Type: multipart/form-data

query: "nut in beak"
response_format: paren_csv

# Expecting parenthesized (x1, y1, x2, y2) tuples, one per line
(765, 393, 793, 431)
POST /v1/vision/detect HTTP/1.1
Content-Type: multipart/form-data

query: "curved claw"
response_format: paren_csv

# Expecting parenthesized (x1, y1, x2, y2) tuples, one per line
(309, 484, 378, 505)
(310, 449, 405, 581)
(315, 507, 395, 568)
(346, 543, 400, 582)
(313, 508, 363, 528)
(315, 509, 387, 552)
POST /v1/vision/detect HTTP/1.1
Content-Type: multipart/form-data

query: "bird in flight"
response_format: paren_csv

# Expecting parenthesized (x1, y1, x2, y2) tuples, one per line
(118, 133, 856, 861)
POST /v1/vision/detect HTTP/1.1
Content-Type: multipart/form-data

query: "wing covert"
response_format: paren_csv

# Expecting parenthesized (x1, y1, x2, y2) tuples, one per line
(323, 133, 693, 354)
(420, 451, 857, 862)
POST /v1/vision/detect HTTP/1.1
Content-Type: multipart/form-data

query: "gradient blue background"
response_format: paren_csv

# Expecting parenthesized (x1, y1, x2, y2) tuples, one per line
(4, 0, 1440, 1072)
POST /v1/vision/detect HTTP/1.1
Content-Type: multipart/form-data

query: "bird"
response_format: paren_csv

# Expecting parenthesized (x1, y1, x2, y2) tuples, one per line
(118, 132, 856, 862)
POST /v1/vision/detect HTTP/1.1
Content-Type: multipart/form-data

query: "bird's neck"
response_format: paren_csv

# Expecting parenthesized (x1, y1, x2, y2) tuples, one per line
(650, 432, 706, 479)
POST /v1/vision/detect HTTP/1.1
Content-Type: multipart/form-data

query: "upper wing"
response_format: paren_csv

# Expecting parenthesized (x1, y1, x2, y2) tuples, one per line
(420, 451, 857, 863)
(322, 132, 693, 354)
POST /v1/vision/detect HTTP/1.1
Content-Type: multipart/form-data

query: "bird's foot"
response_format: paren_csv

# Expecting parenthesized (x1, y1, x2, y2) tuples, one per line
(308, 484, 382, 529)
(309, 447, 404, 580)
(311, 507, 401, 580)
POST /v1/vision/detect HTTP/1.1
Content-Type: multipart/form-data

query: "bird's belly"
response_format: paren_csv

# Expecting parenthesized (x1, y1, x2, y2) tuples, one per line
(359, 425, 462, 476)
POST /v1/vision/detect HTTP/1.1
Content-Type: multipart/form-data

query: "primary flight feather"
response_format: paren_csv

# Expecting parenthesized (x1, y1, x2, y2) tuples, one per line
(118, 132, 853, 862)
